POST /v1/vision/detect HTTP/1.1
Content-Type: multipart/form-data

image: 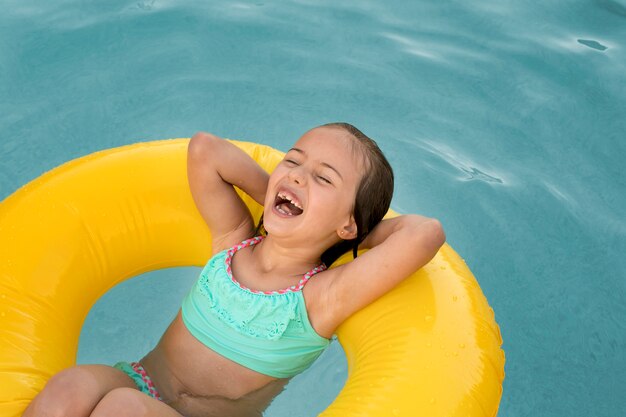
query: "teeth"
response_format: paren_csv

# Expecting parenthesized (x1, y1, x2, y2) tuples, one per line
(277, 206, 293, 216)
(277, 191, 302, 209)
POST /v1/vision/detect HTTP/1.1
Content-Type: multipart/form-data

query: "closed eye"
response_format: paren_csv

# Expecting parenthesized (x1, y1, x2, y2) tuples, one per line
(317, 175, 332, 184)
(285, 159, 299, 166)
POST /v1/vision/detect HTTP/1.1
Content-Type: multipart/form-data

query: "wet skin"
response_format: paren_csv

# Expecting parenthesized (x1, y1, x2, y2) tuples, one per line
(140, 128, 363, 416)
(141, 312, 291, 417)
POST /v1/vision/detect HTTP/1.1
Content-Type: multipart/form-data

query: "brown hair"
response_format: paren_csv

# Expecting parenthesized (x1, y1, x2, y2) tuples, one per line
(318, 122, 394, 266)
(256, 122, 394, 266)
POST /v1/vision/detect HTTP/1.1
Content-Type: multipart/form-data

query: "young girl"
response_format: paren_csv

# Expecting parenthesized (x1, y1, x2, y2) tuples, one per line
(23, 123, 445, 417)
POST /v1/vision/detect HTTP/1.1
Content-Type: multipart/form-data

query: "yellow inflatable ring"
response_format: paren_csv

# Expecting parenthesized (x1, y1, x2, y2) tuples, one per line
(0, 139, 505, 417)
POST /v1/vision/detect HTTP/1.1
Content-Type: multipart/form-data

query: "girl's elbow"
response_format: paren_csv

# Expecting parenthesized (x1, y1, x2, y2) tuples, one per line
(191, 131, 219, 141)
(190, 131, 219, 147)
(428, 218, 446, 248)
(189, 132, 221, 160)
(407, 216, 446, 250)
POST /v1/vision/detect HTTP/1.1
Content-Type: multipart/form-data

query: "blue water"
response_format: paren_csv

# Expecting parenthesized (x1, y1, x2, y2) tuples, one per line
(1, 1, 625, 416)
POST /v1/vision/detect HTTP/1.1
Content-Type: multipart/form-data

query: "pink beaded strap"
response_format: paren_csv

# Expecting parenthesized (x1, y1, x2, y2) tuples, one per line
(225, 236, 326, 295)
(130, 362, 163, 401)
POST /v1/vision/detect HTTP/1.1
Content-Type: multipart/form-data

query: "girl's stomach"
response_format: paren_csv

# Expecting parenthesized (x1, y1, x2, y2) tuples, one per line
(140, 310, 290, 417)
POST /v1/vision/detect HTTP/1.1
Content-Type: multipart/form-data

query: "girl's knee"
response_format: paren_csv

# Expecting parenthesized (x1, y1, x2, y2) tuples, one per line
(91, 388, 149, 417)
(25, 367, 100, 417)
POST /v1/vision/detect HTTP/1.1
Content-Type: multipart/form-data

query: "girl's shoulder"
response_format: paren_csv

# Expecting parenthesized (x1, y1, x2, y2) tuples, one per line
(302, 267, 345, 339)
(306, 216, 445, 331)
(211, 228, 257, 255)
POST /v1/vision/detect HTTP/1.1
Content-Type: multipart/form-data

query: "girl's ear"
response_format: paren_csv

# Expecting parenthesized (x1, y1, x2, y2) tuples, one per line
(338, 216, 357, 240)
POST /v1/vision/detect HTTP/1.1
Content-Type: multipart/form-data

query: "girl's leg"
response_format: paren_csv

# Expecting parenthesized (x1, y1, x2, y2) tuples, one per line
(22, 364, 137, 417)
(90, 387, 183, 417)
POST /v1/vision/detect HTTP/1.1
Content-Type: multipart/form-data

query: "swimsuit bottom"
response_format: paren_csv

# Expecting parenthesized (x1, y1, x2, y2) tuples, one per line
(114, 361, 163, 401)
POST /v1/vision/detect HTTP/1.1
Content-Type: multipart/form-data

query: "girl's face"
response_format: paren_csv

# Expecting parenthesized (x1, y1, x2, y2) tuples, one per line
(263, 127, 363, 247)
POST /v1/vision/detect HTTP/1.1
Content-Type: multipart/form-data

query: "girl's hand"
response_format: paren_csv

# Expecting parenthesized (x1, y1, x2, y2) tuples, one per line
(187, 132, 269, 252)
(358, 215, 443, 251)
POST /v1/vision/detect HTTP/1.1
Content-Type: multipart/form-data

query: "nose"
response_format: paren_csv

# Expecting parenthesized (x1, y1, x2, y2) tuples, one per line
(288, 166, 306, 185)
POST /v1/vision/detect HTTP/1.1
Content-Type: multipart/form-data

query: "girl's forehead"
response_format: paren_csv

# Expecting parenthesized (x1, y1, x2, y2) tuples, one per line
(294, 127, 355, 154)
(291, 129, 364, 180)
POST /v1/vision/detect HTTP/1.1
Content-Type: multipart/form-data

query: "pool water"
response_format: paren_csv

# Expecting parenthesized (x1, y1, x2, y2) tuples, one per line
(1, 1, 625, 416)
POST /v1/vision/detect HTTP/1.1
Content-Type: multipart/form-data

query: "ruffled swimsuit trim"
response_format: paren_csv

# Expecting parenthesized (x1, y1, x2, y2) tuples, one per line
(225, 235, 327, 295)
(182, 234, 332, 376)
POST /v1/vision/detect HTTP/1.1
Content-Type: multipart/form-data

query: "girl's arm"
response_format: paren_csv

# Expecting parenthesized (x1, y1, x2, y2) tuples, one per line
(326, 215, 445, 325)
(187, 132, 269, 252)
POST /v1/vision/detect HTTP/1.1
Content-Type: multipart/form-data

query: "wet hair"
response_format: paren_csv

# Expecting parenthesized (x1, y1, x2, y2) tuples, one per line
(256, 122, 394, 266)
(318, 122, 394, 266)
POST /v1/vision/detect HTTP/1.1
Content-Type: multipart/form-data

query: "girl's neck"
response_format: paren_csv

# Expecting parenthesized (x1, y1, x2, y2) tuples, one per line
(250, 235, 323, 277)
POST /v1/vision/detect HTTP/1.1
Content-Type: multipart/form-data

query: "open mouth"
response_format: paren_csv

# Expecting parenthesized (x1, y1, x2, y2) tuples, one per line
(273, 190, 304, 216)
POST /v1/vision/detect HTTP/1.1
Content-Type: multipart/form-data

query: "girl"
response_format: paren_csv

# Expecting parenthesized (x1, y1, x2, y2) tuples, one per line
(23, 123, 445, 417)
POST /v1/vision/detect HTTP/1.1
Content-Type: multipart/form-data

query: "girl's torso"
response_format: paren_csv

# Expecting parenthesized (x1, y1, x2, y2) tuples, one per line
(140, 239, 337, 416)
(141, 312, 289, 417)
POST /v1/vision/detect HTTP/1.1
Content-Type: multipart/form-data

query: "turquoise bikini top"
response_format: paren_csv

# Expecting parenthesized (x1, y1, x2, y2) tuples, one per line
(181, 236, 331, 378)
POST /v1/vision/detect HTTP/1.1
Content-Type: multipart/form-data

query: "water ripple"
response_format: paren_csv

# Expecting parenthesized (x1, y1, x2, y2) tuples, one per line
(594, 0, 626, 18)
(380, 31, 494, 67)
(542, 178, 626, 236)
(461, 167, 503, 184)
(577, 39, 608, 51)
(412, 139, 507, 185)
(134, 1, 156, 11)
(381, 32, 443, 62)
